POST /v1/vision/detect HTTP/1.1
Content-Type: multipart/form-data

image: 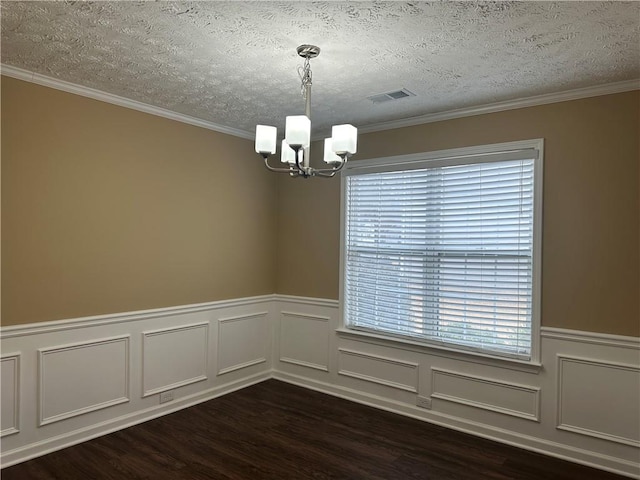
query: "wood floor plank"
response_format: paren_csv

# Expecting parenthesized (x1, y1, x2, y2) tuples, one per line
(1, 380, 628, 479)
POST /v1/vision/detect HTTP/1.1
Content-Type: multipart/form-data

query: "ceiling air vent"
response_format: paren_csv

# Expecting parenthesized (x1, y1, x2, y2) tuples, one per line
(367, 88, 415, 104)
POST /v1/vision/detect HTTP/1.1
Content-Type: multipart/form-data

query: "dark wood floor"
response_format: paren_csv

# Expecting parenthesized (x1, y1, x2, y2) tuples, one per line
(2, 380, 627, 480)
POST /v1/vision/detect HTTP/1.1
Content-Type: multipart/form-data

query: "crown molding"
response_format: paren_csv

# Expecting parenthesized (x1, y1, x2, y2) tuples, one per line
(3, 64, 637, 140)
(358, 79, 640, 135)
(0, 64, 254, 140)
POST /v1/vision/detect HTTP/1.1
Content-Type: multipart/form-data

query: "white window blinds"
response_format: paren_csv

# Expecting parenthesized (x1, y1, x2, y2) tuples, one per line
(343, 148, 540, 360)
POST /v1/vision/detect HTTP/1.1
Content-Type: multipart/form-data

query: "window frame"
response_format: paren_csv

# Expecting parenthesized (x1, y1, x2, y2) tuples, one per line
(339, 139, 544, 365)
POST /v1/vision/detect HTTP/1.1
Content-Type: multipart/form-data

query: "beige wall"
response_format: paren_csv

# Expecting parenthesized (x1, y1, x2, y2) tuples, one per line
(2, 77, 638, 336)
(277, 91, 640, 337)
(2, 77, 278, 325)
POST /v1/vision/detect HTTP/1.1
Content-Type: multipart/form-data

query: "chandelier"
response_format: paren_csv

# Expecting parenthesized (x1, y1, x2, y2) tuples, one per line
(254, 45, 358, 178)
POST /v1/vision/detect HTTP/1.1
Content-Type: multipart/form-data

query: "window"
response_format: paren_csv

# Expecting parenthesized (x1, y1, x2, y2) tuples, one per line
(341, 140, 543, 361)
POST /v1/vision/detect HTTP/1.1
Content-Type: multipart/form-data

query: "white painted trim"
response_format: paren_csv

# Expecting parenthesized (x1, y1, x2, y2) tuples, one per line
(558, 425, 640, 450)
(339, 138, 544, 365)
(1, 353, 21, 437)
(335, 328, 542, 374)
(279, 312, 331, 372)
(216, 312, 269, 376)
(275, 295, 339, 308)
(279, 357, 329, 372)
(343, 138, 543, 173)
(280, 311, 330, 322)
(542, 327, 640, 349)
(276, 296, 640, 478)
(3, 294, 639, 477)
(338, 348, 419, 370)
(557, 355, 640, 448)
(0, 64, 253, 140)
(530, 138, 544, 364)
(430, 368, 540, 422)
(141, 323, 209, 397)
(217, 358, 267, 376)
(1, 371, 270, 469)
(0, 295, 274, 338)
(142, 321, 210, 336)
(3, 65, 636, 142)
(218, 312, 270, 324)
(38, 336, 130, 426)
(358, 79, 640, 134)
(337, 370, 417, 393)
(337, 348, 419, 393)
(273, 370, 640, 479)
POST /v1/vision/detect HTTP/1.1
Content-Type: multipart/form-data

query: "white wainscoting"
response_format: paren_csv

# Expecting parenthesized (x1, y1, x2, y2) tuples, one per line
(557, 355, 640, 447)
(38, 336, 130, 426)
(217, 312, 269, 375)
(1, 354, 20, 437)
(142, 323, 208, 396)
(274, 296, 640, 479)
(0, 296, 274, 468)
(338, 348, 418, 393)
(430, 368, 540, 421)
(279, 311, 330, 372)
(2, 295, 639, 479)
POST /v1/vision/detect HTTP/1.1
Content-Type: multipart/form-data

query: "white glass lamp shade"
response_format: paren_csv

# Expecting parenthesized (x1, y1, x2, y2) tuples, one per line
(281, 140, 297, 164)
(285, 115, 311, 149)
(323, 138, 342, 164)
(255, 125, 277, 155)
(331, 124, 358, 155)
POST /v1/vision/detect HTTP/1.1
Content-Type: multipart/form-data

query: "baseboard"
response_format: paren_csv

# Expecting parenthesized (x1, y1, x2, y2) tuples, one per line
(6, 367, 636, 477)
(272, 371, 640, 479)
(1, 371, 270, 468)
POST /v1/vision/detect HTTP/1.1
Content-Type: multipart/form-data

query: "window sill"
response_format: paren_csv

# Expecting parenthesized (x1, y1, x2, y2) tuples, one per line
(335, 328, 543, 374)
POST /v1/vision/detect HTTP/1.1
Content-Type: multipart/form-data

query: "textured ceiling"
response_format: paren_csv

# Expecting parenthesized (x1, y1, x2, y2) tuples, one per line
(2, 1, 639, 137)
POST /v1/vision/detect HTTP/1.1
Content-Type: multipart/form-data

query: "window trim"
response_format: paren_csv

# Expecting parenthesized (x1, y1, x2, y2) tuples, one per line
(339, 139, 544, 364)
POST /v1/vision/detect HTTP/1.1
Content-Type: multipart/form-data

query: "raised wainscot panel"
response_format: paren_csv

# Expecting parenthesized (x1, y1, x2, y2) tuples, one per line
(338, 348, 418, 392)
(431, 368, 540, 421)
(39, 336, 130, 426)
(217, 312, 268, 375)
(280, 312, 330, 371)
(557, 355, 640, 447)
(142, 323, 208, 396)
(1, 354, 20, 436)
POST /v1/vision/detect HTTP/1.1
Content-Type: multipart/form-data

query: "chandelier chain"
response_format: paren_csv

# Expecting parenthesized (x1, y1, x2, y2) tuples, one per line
(298, 55, 313, 100)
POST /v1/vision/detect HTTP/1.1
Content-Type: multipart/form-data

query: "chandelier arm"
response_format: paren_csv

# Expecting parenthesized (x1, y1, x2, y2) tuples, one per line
(312, 156, 349, 176)
(294, 147, 302, 170)
(262, 155, 296, 174)
(313, 170, 339, 178)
